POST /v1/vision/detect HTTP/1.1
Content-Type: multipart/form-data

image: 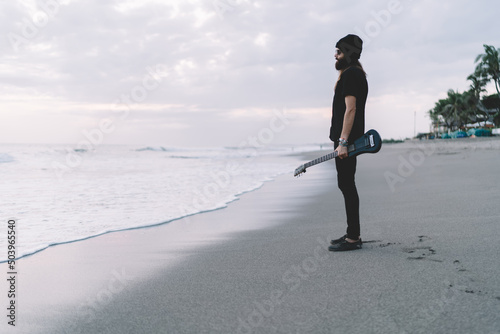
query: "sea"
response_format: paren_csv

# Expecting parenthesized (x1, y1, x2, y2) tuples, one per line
(0, 143, 322, 262)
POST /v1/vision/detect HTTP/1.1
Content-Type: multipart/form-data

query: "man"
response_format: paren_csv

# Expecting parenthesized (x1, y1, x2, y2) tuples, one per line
(328, 34, 368, 252)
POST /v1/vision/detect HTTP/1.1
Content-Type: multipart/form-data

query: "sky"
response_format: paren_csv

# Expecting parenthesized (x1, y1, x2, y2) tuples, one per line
(1, 0, 499, 147)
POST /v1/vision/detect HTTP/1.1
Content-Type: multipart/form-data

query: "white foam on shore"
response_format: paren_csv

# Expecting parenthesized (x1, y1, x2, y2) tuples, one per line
(0, 143, 321, 262)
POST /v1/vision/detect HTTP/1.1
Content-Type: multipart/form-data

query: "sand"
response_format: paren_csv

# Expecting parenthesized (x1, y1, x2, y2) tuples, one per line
(5, 137, 500, 333)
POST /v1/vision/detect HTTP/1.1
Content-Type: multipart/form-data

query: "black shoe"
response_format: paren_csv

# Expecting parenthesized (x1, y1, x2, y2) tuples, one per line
(328, 239, 362, 252)
(330, 234, 347, 245)
(330, 235, 362, 245)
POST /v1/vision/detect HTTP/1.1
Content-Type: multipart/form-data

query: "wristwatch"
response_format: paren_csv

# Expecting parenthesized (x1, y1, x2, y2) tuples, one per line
(339, 138, 348, 147)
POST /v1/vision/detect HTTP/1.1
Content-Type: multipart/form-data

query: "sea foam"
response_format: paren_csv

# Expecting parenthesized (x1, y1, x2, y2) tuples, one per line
(0, 143, 321, 262)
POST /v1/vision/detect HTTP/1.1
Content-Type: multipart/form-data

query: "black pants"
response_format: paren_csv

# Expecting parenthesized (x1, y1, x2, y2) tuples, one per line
(335, 154, 360, 239)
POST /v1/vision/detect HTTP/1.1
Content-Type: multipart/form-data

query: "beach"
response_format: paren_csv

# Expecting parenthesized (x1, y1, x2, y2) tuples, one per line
(5, 137, 500, 333)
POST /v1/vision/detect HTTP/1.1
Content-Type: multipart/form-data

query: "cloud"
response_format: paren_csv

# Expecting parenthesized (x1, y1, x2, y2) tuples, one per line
(1, 0, 499, 145)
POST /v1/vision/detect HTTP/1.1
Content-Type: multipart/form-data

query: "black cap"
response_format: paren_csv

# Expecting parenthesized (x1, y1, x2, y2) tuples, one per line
(336, 34, 363, 63)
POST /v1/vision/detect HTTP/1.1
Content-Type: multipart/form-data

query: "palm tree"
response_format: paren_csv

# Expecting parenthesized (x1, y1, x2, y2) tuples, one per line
(466, 74, 488, 125)
(429, 90, 478, 133)
(442, 89, 468, 131)
(428, 107, 441, 133)
(474, 45, 500, 125)
(481, 94, 500, 127)
(429, 98, 450, 133)
(467, 73, 488, 99)
(474, 44, 500, 97)
(429, 45, 500, 132)
(461, 90, 481, 125)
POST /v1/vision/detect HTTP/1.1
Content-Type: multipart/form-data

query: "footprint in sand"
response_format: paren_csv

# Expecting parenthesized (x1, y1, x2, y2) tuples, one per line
(417, 235, 431, 242)
(447, 260, 497, 298)
(400, 239, 499, 301)
(404, 246, 442, 262)
(403, 236, 443, 262)
(360, 240, 400, 247)
(453, 259, 467, 272)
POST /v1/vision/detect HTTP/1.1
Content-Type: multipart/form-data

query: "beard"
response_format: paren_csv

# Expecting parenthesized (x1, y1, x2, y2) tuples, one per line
(335, 57, 349, 71)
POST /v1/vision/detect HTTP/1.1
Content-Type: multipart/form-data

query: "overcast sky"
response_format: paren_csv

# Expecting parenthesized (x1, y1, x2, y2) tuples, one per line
(1, 0, 499, 147)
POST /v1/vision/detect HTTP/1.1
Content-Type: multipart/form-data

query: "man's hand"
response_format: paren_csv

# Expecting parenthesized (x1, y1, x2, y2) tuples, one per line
(335, 145, 348, 159)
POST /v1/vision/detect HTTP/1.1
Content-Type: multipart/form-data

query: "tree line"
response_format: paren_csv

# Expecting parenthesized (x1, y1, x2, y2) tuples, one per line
(428, 44, 500, 133)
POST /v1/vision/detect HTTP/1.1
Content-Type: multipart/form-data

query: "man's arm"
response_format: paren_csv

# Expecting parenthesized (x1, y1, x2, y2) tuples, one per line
(336, 95, 356, 159)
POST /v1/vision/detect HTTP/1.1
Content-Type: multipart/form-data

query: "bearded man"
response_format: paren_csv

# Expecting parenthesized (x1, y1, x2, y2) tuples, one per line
(328, 34, 368, 252)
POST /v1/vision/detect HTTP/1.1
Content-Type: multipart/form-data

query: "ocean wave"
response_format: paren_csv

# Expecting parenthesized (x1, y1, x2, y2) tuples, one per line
(0, 153, 14, 163)
(0, 143, 305, 262)
(0, 171, 284, 263)
(169, 155, 204, 159)
(136, 146, 170, 152)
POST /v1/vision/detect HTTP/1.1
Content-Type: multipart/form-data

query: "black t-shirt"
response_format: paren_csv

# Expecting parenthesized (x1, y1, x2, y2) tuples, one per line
(329, 66, 368, 143)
